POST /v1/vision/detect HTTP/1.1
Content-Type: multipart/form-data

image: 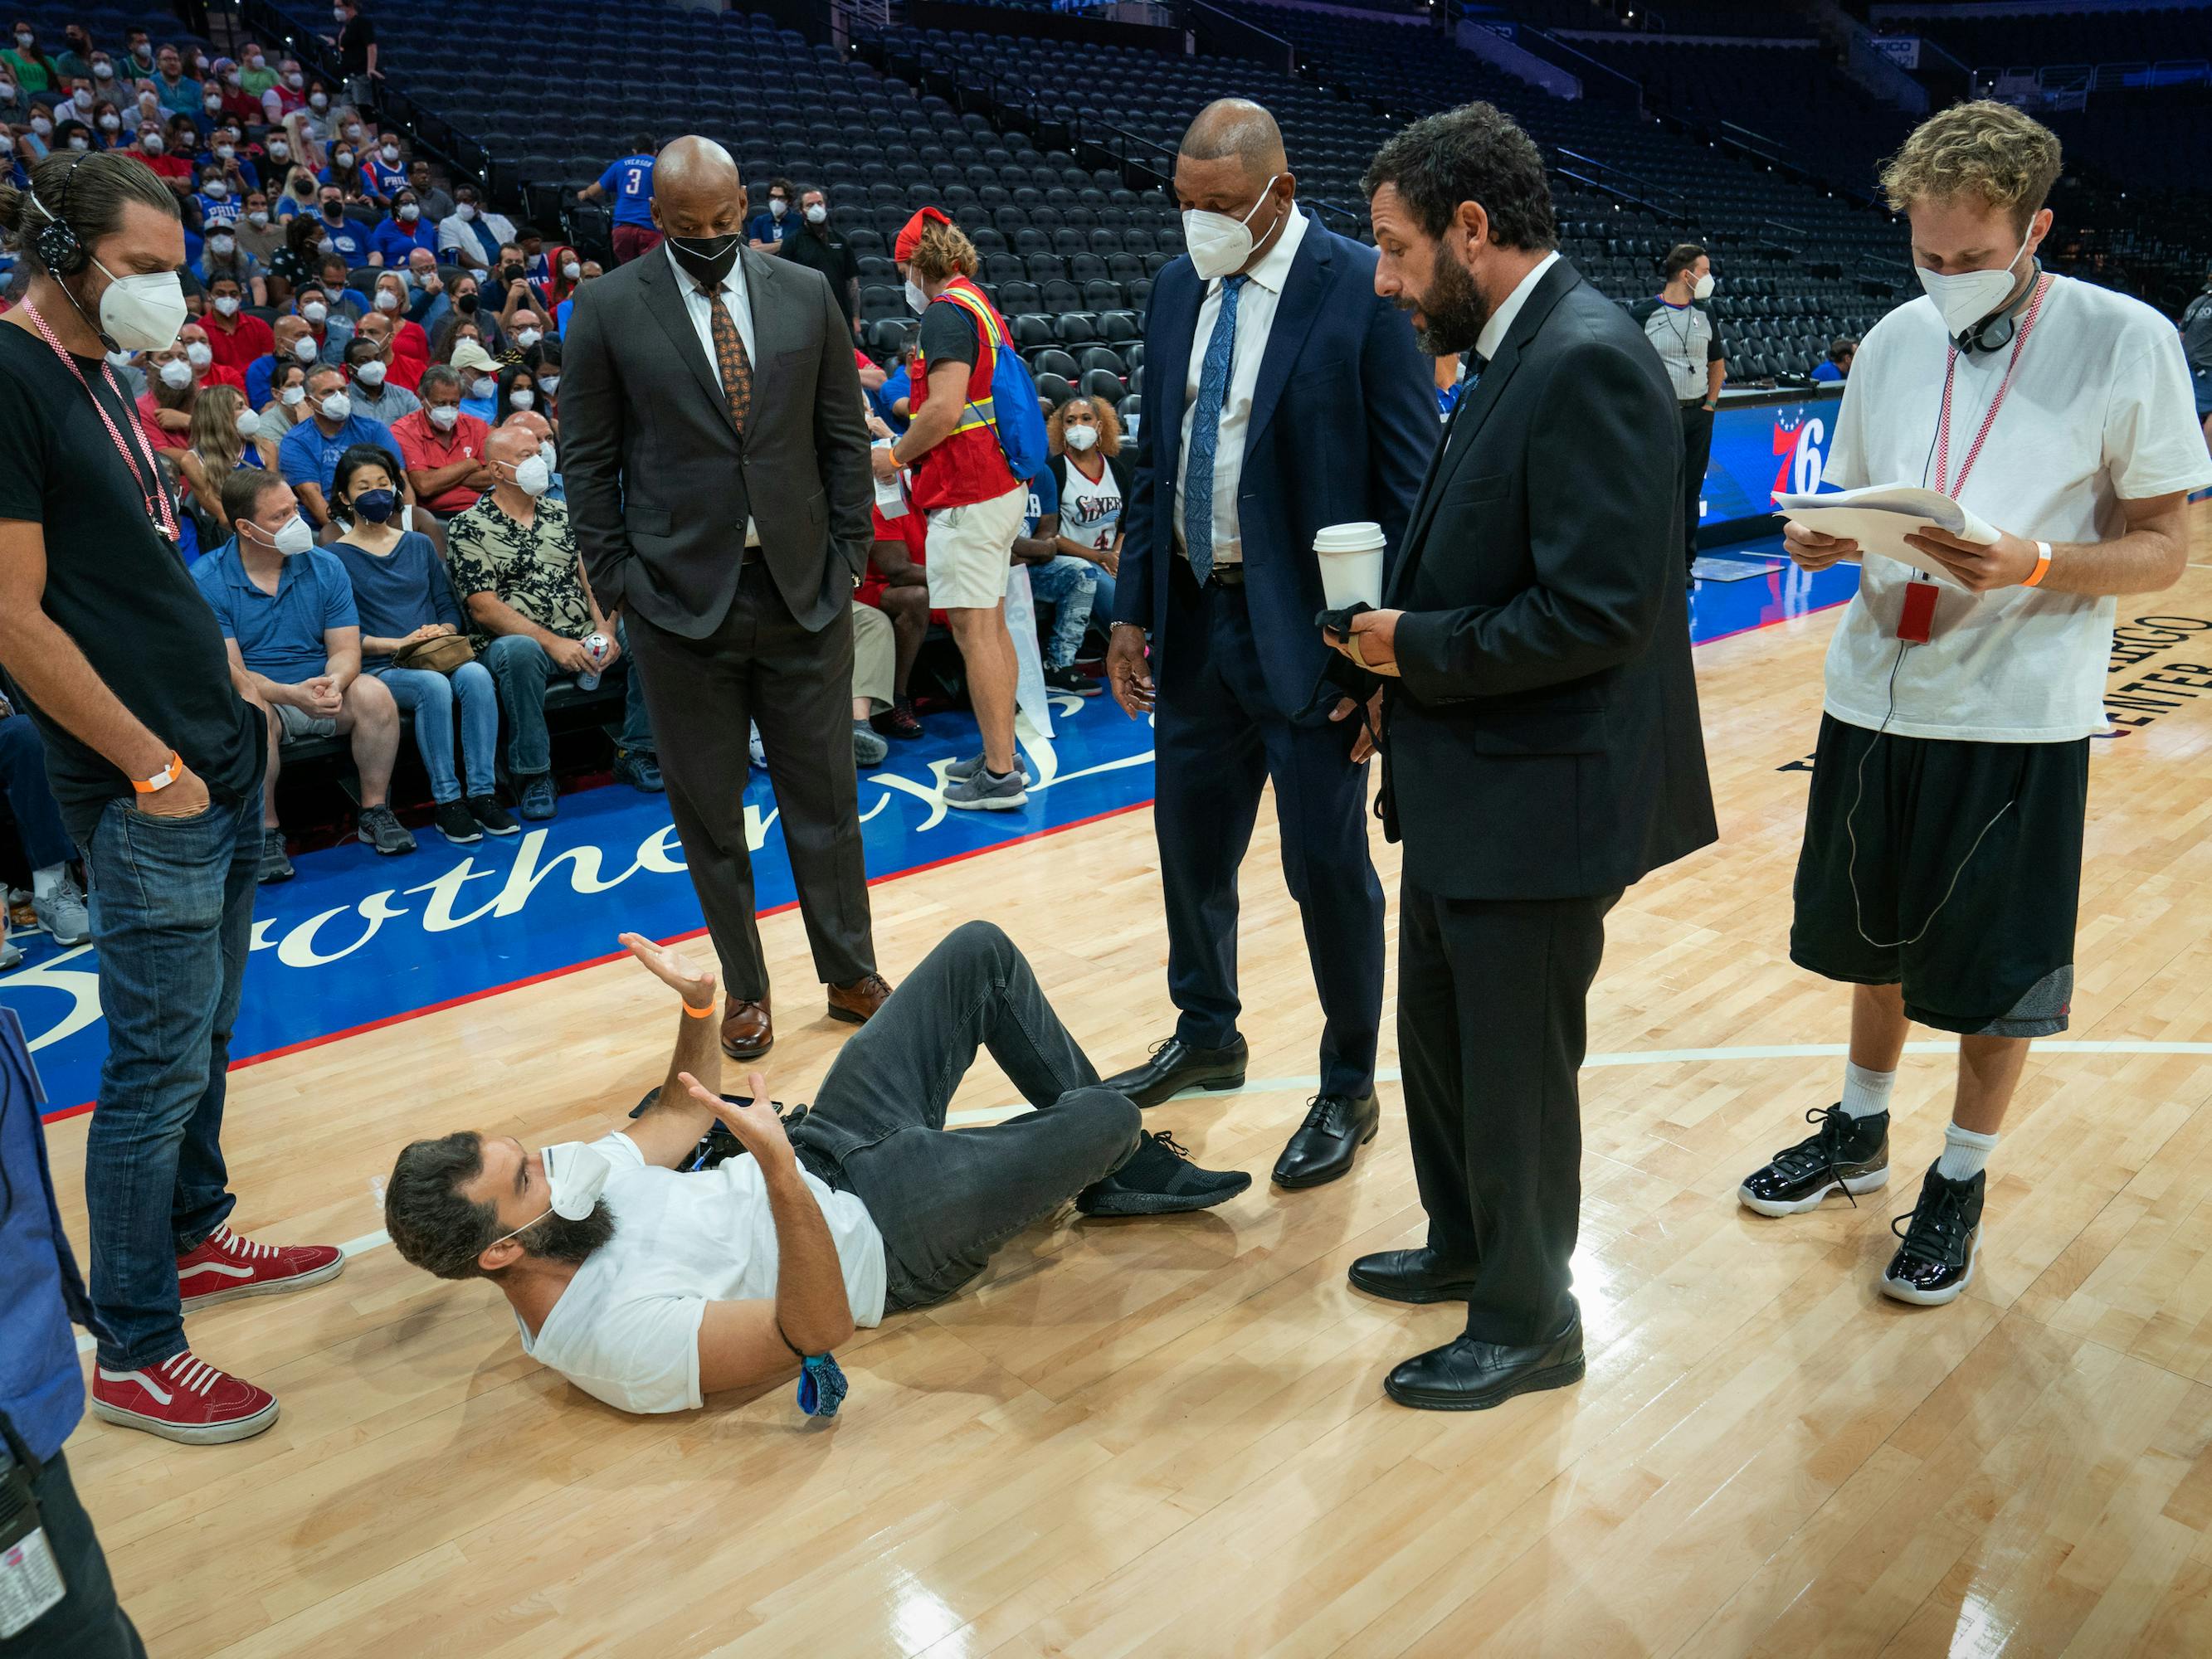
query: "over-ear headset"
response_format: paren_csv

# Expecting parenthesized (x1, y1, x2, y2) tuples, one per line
(1954, 258, 2042, 355)
(29, 155, 91, 278)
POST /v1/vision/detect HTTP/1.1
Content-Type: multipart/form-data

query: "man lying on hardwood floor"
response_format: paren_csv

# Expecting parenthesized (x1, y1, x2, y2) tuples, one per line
(383, 922, 1250, 1414)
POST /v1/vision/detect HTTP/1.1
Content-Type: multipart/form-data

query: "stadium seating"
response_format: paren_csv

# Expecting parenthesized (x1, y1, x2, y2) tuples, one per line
(1879, 4, 2212, 74)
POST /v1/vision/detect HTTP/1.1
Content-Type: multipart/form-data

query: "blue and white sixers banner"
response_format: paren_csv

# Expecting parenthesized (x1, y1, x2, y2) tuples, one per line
(1699, 392, 1844, 533)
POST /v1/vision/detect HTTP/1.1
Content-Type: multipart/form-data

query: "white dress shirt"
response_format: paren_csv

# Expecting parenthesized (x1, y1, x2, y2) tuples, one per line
(1175, 204, 1311, 569)
(1474, 249, 1561, 364)
(666, 243, 760, 547)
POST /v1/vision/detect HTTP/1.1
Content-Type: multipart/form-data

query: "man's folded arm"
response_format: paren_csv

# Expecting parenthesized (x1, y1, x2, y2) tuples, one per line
(695, 1153, 854, 1396)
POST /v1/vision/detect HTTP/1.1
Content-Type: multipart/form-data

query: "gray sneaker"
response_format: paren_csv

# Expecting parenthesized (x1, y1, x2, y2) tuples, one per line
(851, 721, 889, 768)
(944, 763, 1029, 812)
(32, 875, 90, 946)
(357, 804, 418, 856)
(944, 752, 1030, 785)
(258, 828, 295, 884)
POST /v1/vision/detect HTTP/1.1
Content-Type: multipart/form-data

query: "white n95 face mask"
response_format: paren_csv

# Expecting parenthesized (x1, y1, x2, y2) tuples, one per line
(509, 387, 534, 411)
(1065, 423, 1098, 451)
(1182, 174, 1280, 282)
(158, 358, 193, 389)
(1691, 273, 1714, 301)
(427, 403, 460, 430)
(319, 390, 351, 421)
(512, 453, 552, 497)
(1917, 231, 2031, 344)
(487, 1140, 613, 1250)
(271, 514, 314, 556)
(91, 261, 188, 353)
(903, 278, 927, 315)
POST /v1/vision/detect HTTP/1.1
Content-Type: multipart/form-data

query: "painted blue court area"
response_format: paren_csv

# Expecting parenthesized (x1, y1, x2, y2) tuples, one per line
(5, 546, 1858, 1119)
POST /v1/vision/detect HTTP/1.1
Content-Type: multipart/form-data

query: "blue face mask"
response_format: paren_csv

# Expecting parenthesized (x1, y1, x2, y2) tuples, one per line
(353, 487, 397, 523)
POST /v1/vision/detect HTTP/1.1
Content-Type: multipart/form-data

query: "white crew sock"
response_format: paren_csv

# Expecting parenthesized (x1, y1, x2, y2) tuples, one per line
(1936, 1121, 1999, 1183)
(1839, 1061, 1895, 1120)
(32, 863, 66, 899)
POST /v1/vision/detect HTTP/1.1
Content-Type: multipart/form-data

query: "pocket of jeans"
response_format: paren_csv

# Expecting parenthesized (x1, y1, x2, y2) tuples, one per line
(125, 797, 224, 828)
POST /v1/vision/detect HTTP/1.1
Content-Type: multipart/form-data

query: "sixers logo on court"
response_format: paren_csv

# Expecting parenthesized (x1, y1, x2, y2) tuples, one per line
(1769, 408, 1831, 503)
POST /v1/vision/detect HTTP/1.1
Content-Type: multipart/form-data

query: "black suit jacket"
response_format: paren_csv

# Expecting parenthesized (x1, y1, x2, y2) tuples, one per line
(559, 245, 874, 637)
(1377, 258, 1717, 901)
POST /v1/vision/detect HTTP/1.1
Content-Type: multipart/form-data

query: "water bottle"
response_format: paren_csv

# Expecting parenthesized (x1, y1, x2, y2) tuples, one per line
(576, 630, 609, 692)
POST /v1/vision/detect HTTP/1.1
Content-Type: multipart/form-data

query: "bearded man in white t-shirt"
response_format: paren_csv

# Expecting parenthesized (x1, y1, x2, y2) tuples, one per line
(382, 923, 1248, 1415)
(1739, 101, 2212, 1306)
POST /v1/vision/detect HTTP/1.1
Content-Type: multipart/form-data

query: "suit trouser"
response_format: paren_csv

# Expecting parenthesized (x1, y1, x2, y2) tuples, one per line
(626, 562, 875, 1000)
(1152, 557, 1383, 1099)
(1398, 876, 1618, 1346)
(1678, 399, 1714, 573)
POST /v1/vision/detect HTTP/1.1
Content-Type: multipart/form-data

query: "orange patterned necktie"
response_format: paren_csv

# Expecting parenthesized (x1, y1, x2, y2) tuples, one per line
(699, 280, 753, 436)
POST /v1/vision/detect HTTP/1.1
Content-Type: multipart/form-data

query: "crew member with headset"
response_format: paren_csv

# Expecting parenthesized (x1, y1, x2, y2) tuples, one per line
(1630, 241, 1725, 583)
(1742, 102, 2210, 1306)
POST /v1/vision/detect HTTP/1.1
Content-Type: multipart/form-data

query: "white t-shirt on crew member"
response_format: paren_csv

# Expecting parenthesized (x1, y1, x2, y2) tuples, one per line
(1060, 457, 1123, 553)
(517, 1131, 888, 1415)
(1819, 275, 2212, 744)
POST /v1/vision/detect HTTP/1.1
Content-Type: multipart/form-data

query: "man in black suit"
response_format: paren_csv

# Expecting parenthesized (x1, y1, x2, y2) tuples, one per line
(1328, 104, 1717, 1411)
(562, 137, 892, 1063)
(1098, 100, 1435, 1192)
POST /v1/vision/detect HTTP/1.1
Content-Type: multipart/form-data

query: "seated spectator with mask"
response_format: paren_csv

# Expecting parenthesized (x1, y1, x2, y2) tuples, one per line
(195, 471, 418, 879)
(747, 177, 793, 250)
(344, 332, 419, 426)
(392, 363, 492, 518)
(135, 336, 203, 451)
(357, 303, 425, 392)
(246, 314, 323, 406)
(373, 185, 435, 269)
(202, 270, 273, 370)
(445, 426, 659, 819)
(451, 338, 503, 422)
(310, 182, 374, 265)
(327, 444, 515, 845)
(277, 361, 398, 526)
(290, 279, 356, 364)
(1030, 394, 1126, 694)
(194, 217, 266, 305)
(383, 922, 1249, 1416)
(439, 181, 514, 274)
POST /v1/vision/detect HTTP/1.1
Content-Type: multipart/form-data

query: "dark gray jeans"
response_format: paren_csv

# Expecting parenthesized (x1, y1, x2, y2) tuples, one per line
(788, 921, 1142, 1312)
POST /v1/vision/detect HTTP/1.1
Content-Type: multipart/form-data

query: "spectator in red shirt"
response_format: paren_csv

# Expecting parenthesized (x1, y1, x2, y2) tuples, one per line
(392, 365, 494, 518)
(358, 306, 425, 393)
(136, 340, 203, 451)
(130, 121, 193, 197)
(202, 273, 275, 374)
(178, 322, 246, 393)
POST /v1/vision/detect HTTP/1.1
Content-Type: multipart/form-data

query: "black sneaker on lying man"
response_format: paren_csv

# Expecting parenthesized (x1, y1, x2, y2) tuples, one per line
(384, 922, 1249, 1415)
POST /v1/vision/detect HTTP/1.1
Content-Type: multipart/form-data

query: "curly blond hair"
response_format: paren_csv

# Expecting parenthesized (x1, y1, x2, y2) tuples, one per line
(1047, 394, 1123, 459)
(1878, 100, 2061, 233)
(906, 218, 978, 284)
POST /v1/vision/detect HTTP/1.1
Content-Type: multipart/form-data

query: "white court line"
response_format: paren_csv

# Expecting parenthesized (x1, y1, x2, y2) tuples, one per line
(77, 1039, 2212, 1357)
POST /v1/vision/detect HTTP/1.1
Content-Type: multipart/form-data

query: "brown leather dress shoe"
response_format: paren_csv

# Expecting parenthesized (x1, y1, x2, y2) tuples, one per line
(721, 994, 772, 1060)
(826, 972, 893, 1024)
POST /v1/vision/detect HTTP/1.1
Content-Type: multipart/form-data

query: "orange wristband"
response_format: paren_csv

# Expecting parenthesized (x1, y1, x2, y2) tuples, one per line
(2021, 541, 2053, 589)
(681, 1000, 715, 1019)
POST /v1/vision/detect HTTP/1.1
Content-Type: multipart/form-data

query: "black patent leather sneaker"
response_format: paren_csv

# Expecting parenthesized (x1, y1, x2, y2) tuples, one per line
(1737, 1103, 1889, 1217)
(1879, 1163, 1984, 1306)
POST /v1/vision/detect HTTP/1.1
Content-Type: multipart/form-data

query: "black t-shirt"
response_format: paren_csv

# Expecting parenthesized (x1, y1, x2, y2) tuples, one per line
(338, 14, 377, 75)
(780, 226, 860, 324)
(918, 298, 979, 371)
(0, 326, 264, 830)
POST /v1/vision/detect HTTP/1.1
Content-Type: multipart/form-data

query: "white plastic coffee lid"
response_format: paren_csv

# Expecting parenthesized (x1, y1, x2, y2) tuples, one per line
(1313, 521, 1385, 552)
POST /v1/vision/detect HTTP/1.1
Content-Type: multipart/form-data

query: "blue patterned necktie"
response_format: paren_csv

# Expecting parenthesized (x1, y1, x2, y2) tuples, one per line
(1183, 273, 1249, 584)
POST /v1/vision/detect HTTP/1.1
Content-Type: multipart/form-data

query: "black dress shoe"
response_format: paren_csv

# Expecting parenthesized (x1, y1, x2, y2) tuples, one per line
(1099, 1034, 1248, 1109)
(1384, 1305, 1585, 1413)
(1271, 1090, 1380, 1190)
(1347, 1248, 1481, 1305)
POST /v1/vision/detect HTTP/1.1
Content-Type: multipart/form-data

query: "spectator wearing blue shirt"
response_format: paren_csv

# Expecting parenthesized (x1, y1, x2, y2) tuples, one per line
(311, 184, 375, 265)
(195, 469, 417, 859)
(553, 261, 602, 338)
(192, 167, 241, 231)
(1811, 336, 1854, 383)
(451, 339, 503, 425)
(746, 176, 794, 251)
(0, 1007, 147, 1657)
(277, 362, 398, 525)
(371, 188, 438, 268)
(363, 139, 407, 202)
(577, 132, 659, 263)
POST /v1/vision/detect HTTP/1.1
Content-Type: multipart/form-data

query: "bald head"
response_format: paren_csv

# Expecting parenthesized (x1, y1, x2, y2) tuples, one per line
(485, 423, 538, 467)
(651, 136, 746, 241)
(1178, 100, 1286, 181)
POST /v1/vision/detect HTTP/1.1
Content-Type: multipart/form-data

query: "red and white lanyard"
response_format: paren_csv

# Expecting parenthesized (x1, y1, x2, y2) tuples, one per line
(1932, 272, 2050, 499)
(20, 301, 181, 543)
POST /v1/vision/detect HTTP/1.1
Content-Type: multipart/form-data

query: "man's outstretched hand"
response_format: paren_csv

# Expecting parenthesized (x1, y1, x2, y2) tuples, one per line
(620, 931, 717, 1010)
(677, 1069, 792, 1170)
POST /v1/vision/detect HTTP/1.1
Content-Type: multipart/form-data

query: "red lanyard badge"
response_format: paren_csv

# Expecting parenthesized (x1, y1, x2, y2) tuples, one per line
(1932, 272, 2049, 499)
(20, 301, 181, 543)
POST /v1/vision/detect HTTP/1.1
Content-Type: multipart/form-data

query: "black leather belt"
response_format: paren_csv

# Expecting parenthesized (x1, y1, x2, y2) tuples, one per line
(1211, 564, 1245, 586)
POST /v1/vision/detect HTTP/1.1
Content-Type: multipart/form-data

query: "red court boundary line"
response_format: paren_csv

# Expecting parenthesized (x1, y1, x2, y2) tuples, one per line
(35, 797, 1155, 1125)
(34, 591, 1830, 1126)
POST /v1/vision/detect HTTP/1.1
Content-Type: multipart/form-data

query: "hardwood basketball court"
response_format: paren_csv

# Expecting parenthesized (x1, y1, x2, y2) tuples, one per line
(46, 504, 2212, 1657)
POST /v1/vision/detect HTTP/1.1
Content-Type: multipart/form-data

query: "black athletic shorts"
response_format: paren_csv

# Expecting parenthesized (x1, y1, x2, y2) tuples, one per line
(1790, 713, 2088, 1038)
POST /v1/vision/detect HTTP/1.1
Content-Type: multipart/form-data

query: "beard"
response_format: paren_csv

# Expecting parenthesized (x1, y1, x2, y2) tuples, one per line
(1401, 241, 1491, 358)
(522, 1199, 616, 1266)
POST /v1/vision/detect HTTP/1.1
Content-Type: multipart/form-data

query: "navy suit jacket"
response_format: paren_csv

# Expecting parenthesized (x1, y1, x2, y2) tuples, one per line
(1114, 216, 1437, 719)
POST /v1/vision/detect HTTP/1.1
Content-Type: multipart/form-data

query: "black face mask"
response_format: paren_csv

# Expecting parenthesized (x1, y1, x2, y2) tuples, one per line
(666, 230, 741, 289)
(455, 291, 478, 314)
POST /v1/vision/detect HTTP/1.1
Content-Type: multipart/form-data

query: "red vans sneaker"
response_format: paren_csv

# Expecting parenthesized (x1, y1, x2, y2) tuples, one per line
(177, 1224, 344, 1312)
(91, 1351, 280, 1444)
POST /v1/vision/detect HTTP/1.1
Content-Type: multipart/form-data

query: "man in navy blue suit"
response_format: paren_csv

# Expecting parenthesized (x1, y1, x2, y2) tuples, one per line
(1099, 100, 1437, 1190)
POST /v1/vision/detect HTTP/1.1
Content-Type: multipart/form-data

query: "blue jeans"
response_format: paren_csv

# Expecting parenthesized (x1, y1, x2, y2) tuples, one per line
(0, 712, 75, 868)
(1026, 556, 1103, 669)
(373, 660, 498, 802)
(481, 619, 654, 778)
(79, 793, 259, 1370)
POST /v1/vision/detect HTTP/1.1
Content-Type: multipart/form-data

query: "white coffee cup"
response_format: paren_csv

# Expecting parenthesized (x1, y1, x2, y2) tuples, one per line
(1313, 521, 1386, 610)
